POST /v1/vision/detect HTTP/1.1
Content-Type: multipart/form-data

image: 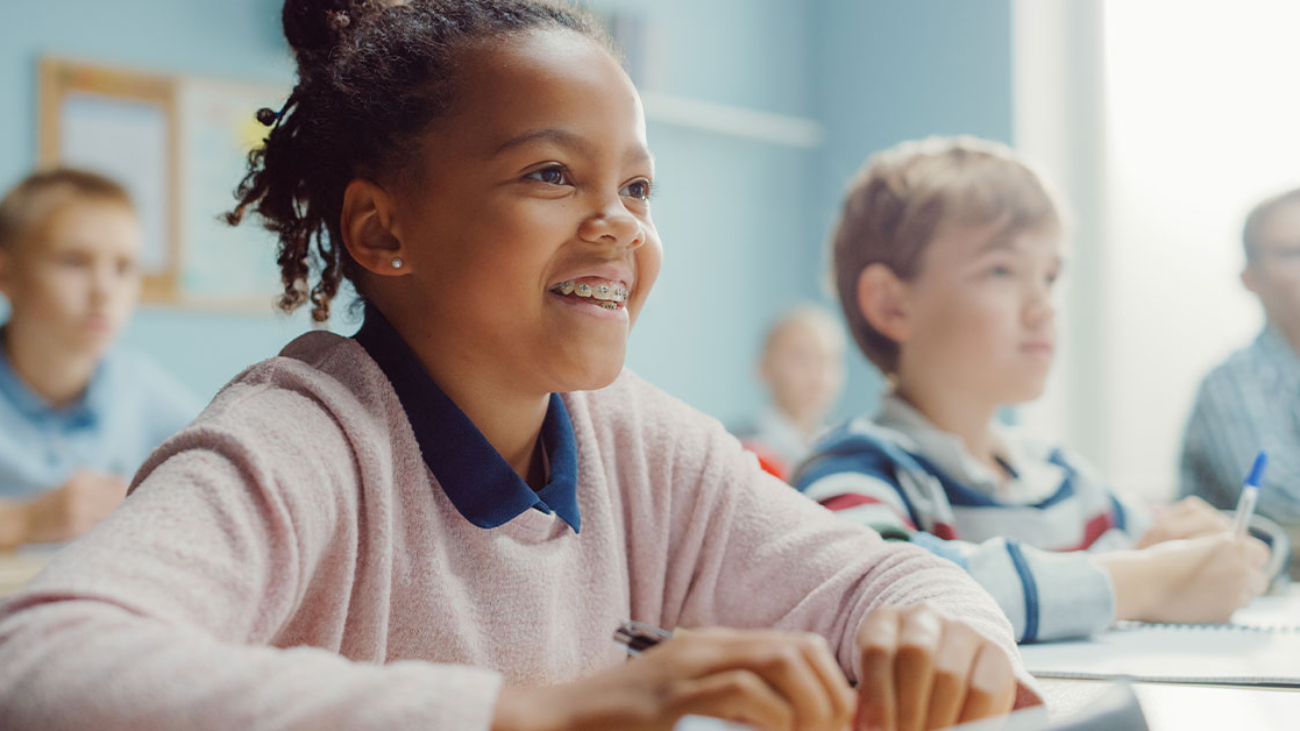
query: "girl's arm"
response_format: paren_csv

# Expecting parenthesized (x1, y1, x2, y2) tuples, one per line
(645, 410, 1039, 708)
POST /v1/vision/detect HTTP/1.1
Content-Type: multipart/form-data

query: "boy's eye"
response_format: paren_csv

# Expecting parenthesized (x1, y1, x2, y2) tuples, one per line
(621, 179, 652, 201)
(526, 165, 571, 186)
(58, 252, 89, 268)
(988, 265, 1013, 277)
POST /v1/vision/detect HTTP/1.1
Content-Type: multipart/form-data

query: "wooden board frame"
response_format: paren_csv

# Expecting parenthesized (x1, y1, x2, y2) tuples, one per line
(38, 58, 181, 303)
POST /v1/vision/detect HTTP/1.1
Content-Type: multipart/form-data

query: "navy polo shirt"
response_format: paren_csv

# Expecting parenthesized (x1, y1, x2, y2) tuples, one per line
(353, 306, 580, 533)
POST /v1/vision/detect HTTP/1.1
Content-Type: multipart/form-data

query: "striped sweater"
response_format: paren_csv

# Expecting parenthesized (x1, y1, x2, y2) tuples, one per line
(794, 395, 1151, 643)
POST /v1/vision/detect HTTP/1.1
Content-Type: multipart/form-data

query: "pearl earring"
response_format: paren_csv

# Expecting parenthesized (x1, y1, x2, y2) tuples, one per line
(390, 257, 404, 269)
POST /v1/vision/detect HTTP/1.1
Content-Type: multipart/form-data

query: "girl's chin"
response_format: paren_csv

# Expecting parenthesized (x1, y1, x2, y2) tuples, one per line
(573, 364, 625, 391)
(555, 356, 626, 393)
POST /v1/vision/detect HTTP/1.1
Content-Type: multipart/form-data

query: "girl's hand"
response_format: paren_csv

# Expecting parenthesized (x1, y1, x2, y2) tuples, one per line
(1133, 496, 1233, 548)
(492, 627, 854, 731)
(856, 604, 1017, 731)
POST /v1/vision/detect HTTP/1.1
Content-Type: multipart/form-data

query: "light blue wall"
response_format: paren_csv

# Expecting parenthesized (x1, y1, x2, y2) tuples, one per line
(813, 0, 1015, 422)
(592, 0, 821, 427)
(0, 0, 309, 400)
(0, 0, 1014, 428)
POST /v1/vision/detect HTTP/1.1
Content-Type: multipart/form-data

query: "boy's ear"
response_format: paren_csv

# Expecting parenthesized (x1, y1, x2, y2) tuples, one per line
(1241, 265, 1260, 295)
(856, 263, 911, 344)
(340, 178, 409, 276)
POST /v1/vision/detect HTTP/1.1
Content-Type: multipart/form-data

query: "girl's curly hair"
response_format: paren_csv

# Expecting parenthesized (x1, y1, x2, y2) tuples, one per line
(226, 0, 604, 321)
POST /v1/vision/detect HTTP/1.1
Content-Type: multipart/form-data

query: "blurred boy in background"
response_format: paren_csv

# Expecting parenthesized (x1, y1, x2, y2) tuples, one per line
(734, 304, 846, 481)
(0, 169, 199, 549)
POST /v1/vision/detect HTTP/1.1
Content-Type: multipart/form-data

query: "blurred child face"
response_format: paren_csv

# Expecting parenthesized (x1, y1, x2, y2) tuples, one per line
(1244, 201, 1300, 330)
(762, 320, 846, 424)
(390, 29, 660, 394)
(897, 223, 1062, 406)
(0, 200, 141, 358)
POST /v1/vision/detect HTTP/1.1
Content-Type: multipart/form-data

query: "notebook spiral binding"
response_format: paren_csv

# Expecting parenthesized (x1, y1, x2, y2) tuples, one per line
(1115, 620, 1300, 633)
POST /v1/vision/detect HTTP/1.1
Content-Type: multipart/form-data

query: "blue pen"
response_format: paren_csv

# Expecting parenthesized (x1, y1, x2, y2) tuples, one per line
(1232, 451, 1268, 538)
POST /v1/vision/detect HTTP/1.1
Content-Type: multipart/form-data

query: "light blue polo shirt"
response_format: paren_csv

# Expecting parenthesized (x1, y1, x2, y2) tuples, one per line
(0, 333, 202, 500)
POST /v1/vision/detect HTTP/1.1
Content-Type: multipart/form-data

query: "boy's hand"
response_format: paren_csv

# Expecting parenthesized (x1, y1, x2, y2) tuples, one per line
(1133, 496, 1232, 548)
(1101, 533, 1269, 624)
(21, 470, 128, 544)
(856, 604, 1017, 731)
(493, 627, 854, 731)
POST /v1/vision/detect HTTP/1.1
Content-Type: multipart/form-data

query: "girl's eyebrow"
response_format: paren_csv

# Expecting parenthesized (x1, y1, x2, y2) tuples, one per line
(494, 127, 592, 157)
(493, 127, 653, 167)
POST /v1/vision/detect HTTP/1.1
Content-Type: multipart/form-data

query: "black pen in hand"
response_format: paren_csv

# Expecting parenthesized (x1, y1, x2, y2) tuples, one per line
(613, 619, 674, 656)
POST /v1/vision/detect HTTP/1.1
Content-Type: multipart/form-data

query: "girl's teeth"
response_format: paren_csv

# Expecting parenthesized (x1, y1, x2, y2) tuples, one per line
(551, 280, 630, 303)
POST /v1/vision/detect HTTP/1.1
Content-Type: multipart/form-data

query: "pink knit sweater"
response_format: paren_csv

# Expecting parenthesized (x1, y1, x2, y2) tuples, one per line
(0, 332, 1035, 729)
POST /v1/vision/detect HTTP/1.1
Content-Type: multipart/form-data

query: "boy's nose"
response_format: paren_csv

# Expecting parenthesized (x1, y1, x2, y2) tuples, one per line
(1024, 290, 1056, 325)
(88, 264, 118, 303)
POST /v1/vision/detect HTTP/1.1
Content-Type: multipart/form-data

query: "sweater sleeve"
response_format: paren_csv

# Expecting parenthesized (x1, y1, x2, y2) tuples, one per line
(797, 457, 1116, 643)
(0, 387, 503, 731)
(660, 417, 1041, 708)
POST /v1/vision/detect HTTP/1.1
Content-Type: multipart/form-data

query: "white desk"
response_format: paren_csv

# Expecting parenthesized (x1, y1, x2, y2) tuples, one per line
(1041, 678, 1300, 729)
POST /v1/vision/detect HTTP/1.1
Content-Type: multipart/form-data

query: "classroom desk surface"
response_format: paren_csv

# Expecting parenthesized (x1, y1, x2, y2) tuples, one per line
(1039, 678, 1300, 729)
(0, 549, 53, 598)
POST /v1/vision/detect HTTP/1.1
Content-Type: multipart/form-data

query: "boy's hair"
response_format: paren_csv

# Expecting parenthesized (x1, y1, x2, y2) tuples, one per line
(0, 168, 133, 251)
(227, 0, 609, 322)
(1242, 187, 1300, 263)
(830, 136, 1062, 373)
(762, 304, 844, 360)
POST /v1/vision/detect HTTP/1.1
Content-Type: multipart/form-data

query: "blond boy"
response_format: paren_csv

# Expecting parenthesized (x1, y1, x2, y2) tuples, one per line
(0, 169, 198, 548)
(797, 137, 1270, 642)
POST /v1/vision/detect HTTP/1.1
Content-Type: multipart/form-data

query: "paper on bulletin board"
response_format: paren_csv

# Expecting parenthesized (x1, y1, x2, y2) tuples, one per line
(58, 91, 170, 275)
(176, 78, 288, 306)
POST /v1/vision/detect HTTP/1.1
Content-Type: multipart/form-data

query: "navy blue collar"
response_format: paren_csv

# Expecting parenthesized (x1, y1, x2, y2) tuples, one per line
(353, 306, 580, 532)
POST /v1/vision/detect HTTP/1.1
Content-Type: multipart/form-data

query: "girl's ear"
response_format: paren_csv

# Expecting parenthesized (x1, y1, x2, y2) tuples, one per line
(856, 263, 911, 345)
(0, 247, 12, 299)
(340, 178, 409, 276)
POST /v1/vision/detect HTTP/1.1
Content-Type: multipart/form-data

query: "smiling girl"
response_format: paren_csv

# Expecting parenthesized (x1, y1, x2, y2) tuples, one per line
(0, 4, 1036, 730)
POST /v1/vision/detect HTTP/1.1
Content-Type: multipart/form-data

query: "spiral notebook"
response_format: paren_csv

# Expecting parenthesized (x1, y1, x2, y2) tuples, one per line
(1020, 594, 1300, 686)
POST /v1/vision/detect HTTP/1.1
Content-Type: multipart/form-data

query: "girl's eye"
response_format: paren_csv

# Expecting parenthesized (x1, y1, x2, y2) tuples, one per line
(621, 179, 652, 201)
(988, 265, 1013, 277)
(58, 253, 89, 268)
(526, 165, 571, 186)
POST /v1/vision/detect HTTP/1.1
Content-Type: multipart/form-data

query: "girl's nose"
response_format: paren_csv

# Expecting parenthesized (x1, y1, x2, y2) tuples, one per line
(578, 200, 643, 249)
